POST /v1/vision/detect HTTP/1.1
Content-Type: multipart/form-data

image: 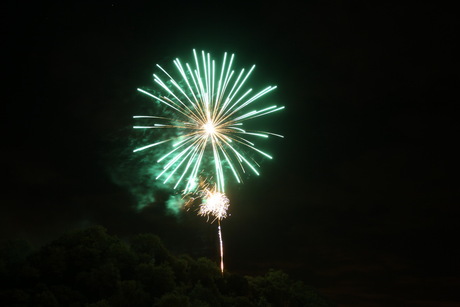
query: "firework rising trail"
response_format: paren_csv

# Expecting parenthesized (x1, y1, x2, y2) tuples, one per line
(203, 189, 228, 274)
(133, 49, 284, 194)
(182, 181, 229, 273)
(217, 220, 224, 274)
(195, 185, 229, 274)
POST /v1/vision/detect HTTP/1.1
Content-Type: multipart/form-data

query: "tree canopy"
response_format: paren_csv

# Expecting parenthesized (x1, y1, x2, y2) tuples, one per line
(0, 226, 335, 306)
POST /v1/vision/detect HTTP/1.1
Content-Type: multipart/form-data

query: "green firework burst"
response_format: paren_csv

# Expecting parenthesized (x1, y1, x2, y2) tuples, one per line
(134, 50, 284, 194)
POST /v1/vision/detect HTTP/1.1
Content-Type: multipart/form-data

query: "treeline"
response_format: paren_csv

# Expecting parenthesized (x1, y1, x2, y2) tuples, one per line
(0, 226, 334, 306)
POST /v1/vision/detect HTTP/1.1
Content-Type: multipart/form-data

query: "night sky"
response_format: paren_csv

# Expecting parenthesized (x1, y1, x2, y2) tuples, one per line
(2, 1, 458, 306)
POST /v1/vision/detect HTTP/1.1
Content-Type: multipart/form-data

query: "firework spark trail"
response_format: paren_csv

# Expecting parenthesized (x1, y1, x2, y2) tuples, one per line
(133, 50, 284, 194)
(196, 187, 229, 274)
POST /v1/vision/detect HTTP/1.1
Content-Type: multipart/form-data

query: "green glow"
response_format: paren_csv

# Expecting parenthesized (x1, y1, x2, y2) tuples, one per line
(134, 50, 283, 193)
(157, 136, 196, 163)
(165, 195, 185, 215)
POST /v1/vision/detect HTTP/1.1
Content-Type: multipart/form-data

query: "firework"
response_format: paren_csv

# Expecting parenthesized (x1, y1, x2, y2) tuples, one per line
(198, 188, 230, 222)
(133, 50, 284, 194)
(134, 50, 284, 274)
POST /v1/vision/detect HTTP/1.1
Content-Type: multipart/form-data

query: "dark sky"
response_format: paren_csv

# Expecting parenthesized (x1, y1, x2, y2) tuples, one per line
(2, 1, 458, 306)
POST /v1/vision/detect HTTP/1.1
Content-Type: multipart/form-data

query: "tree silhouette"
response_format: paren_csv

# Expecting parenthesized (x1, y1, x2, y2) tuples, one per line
(0, 226, 335, 306)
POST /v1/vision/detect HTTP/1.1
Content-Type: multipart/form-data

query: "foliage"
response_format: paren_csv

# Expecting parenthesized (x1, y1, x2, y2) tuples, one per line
(0, 226, 335, 306)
